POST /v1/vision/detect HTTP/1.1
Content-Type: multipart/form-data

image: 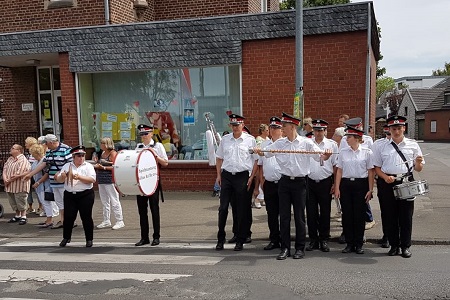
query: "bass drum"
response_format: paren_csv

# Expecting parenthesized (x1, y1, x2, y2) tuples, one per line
(113, 149, 159, 196)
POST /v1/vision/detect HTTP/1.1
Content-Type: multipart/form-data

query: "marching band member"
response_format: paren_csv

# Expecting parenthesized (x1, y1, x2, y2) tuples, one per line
(55, 146, 96, 247)
(306, 119, 338, 252)
(258, 112, 331, 260)
(373, 116, 424, 258)
(258, 117, 283, 251)
(134, 124, 169, 247)
(335, 127, 374, 254)
(215, 114, 258, 251)
(372, 124, 392, 248)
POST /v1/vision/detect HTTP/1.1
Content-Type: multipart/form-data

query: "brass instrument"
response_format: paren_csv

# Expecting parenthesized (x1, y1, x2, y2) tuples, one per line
(204, 112, 221, 148)
(204, 112, 221, 166)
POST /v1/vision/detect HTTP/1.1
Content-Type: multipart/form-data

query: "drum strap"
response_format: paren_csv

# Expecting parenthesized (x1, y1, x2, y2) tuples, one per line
(390, 142, 414, 181)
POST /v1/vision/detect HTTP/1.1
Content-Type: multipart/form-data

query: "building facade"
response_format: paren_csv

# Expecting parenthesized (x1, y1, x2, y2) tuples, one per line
(0, 1, 380, 190)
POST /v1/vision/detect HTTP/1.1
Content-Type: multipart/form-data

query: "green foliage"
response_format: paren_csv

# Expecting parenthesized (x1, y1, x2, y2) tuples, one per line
(376, 76, 395, 100)
(432, 62, 450, 76)
(280, 0, 350, 10)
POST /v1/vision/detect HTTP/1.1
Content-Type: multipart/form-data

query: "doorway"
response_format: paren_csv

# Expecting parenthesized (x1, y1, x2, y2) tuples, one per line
(37, 67, 63, 140)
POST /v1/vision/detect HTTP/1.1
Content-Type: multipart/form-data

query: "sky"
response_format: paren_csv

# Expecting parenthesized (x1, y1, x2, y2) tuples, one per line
(352, 0, 450, 79)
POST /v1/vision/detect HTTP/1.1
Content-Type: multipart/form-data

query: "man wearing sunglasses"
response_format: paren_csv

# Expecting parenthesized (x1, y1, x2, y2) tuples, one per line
(134, 124, 169, 247)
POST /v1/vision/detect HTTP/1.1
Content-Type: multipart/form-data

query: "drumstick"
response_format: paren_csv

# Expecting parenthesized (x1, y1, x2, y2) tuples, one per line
(249, 148, 338, 155)
(395, 153, 430, 166)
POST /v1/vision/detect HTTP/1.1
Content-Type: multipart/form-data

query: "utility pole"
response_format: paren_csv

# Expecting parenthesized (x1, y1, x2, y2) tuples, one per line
(293, 0, 304, 122)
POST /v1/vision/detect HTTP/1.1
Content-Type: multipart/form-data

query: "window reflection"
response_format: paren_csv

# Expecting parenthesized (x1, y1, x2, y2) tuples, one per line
(78, 66, 240, 160)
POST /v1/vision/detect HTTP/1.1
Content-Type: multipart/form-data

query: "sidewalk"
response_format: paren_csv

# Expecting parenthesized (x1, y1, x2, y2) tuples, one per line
(0, 190, 448, 245)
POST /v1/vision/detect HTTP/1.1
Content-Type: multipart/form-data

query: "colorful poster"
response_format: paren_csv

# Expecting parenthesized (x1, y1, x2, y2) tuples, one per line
(183, 109, 195, 125)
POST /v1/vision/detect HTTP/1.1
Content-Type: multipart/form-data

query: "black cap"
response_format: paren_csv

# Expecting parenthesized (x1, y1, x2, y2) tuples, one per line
(312, 119, 329, 130)
(269, 116, 282, 128)
(387, 115, 407, 126)
(305, 131, 313, 138)
(344, 126, 364, 137)
(281, 112, 301, 126)
(70, 145, 86, 155)
(137, 124, 154, 135)
(228, 114, 245, 125)
(344, 117, 363, 128)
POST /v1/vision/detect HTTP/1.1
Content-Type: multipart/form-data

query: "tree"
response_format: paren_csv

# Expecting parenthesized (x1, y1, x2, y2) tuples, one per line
(432, 62, 450, 76)
(376, 76, 395, 100)
(280, 0, 350, 10)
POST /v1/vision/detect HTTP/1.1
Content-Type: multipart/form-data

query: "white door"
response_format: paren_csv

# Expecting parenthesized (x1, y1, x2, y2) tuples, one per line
(37, 67, 62, 140)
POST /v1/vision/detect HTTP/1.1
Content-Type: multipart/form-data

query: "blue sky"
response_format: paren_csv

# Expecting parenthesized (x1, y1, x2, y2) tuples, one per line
(353, 0, 450, 79)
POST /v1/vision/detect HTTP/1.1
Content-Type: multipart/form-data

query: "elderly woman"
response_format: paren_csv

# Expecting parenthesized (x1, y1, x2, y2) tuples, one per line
(24, 137, 41, 214)
(55, 146, 96, 247)
(29, 144, 53, 227)
(334, 127, 374, 254)
(94, 137, 125, 230)
(4, 144, 31, 225)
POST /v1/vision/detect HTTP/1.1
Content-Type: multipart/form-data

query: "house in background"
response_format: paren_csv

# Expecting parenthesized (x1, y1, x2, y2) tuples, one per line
(424, 78, 450, 142)
(395, 76, 450, 89)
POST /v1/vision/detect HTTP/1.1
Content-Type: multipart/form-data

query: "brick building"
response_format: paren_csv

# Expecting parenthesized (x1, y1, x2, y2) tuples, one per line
(0, 1, 380, 191)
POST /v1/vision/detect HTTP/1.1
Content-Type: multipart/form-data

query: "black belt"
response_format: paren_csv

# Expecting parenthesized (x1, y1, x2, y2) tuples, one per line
(65, 189, 92, 195)
(265, 179, 279, 184)
(281, 175, 306, 181)
(310, 176, 332, 184)
(342, 177, 367, 182)
(222, 170, 249, 176)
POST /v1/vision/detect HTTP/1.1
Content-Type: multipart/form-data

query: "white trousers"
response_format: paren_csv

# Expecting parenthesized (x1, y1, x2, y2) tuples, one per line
(53, 186, 65, 210)
(36, 190, 54, 217)
(98, 184, 123, 223)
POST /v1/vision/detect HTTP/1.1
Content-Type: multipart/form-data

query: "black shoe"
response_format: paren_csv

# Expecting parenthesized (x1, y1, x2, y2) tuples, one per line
(135, 239, 150, 246)
(388, 246, 400, 256)
(212, 191, 217, 197)
(86, 240, 93, 248)
(7, 217, 20, 223)
(151, 239, 160, 246)
(264, 242, 280, 250)
(342, 245, 354, 253)
(320, 241, 330, 252)
(276, 249, 291, 260)
(355, 246, 364, 254)
(234, 242, 243, 251)
(59, 238, 71, 247)
(228, 236, 237, 244)
(305, 240, 319, 251)
(215, 241, 224, 250)
(401, 247, 412, 258)
(381, 237, 390, 248)
(293, 249, 305, 259)
(18, 218, 27, 225)
(244, 237, 252, 244)
(338, 232, 346, 244)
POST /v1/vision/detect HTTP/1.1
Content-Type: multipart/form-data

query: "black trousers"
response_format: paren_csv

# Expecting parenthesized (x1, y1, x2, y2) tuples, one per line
(278, 176, 307, 251)
(377, 179, 414, 248)
(376, 177, 390, 239)
(340, 178, 367, 247)
(63, 189, 94, 241)
(218, 170, 251, 243)
(231, 181, 253, 238)
(263, 180, 280, 244)
(306, 176, 333, 241)
(137, 188, 160, 240)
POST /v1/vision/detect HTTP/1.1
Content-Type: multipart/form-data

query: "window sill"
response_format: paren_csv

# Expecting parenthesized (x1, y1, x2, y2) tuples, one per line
(45, 0, 77, 9)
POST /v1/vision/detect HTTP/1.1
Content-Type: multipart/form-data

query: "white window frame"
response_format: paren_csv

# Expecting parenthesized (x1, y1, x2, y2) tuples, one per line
(430, 120, 437, 133)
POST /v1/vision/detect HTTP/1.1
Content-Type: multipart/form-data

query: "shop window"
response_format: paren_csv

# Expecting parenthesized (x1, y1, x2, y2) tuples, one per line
(78, 66, 241, 161)
(44, 0, 77, 9)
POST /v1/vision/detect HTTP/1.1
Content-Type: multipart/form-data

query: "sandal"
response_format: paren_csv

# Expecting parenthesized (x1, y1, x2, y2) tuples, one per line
(38, 222, 53, 228)
(7, 217, 20, 223)
(18, 218, 27, 225)
(51, 221, 63, 229)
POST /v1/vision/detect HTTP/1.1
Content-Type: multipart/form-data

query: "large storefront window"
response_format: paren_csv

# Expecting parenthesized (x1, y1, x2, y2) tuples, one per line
(78, 66, 240, 160)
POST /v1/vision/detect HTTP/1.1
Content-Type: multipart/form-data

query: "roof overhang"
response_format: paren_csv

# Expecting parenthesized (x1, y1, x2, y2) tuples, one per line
(0, 53, 59, 68)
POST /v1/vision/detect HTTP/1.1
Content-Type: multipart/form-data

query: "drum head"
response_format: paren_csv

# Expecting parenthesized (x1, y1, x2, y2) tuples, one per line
(136, 150, 159, 196)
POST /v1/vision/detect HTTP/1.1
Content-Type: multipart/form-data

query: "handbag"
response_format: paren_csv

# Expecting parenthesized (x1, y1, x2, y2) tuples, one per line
(44, 186, 55, 201)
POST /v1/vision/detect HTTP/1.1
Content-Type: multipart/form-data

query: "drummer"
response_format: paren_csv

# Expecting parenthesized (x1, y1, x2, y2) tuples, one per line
(373, 115, 424, 258)
(134, 124, 169, 247)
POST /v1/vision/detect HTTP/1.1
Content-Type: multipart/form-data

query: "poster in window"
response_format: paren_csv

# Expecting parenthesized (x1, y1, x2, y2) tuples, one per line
(184, 109, 195, 125)
(102, 122, 113, 131)
(102, 131, 113, 138)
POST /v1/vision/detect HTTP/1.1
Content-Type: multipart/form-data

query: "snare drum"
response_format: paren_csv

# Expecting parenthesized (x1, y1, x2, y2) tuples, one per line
(113, 149, 159, 196)
(393, 180, 429, 200)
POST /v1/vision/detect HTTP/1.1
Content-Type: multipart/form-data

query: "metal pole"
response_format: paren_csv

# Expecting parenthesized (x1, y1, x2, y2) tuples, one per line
(364, 3, 372, 134)
(294, 0, 304, 121)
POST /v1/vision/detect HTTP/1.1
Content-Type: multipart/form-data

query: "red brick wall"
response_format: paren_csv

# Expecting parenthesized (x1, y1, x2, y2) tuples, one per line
(424, 110, 450, 141)
(242, 31, 373, 138)
(58, 53, 79, 146)
(0, 67, 39, 133)
(154, 0, 248, 21)
(0, 0, 106, 33)
(161, 162, 217, 191)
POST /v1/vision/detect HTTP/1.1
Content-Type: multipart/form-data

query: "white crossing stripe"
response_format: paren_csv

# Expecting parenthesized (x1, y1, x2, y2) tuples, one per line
(0, 251, 223, 265)
(0, 269, 190, 284)
(3, 241, 255, 250)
